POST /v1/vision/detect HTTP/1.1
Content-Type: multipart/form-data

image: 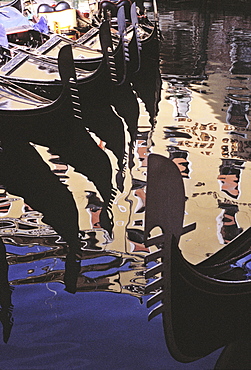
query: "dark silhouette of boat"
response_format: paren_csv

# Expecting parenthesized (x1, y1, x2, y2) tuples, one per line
(105, 1, 162, 125)
(0, 3, 161, 193)
(0, 44, 117, 294)
(0, 2, 161, 147)
(0, 21, 142, 191)
(0, 20, 129, 185)
(57, 1, 162, 127)
(144, 153, 251, 364)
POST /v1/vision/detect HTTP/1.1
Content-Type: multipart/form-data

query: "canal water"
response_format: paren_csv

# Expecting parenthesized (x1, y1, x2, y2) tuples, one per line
(0, 0, 251, 368)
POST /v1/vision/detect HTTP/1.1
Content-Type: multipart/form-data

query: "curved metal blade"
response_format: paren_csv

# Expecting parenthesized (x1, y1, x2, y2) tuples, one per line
(117, 5, 126, 37)
(130, 2, 138, 28)
(57, 44, 76, 85)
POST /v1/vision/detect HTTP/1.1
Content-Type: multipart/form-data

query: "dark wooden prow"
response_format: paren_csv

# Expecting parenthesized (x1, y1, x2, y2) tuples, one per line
(130, 2, 141, 73)
(144, 154, 196, 320)
(58, 44, 77, 85)
(144, 154, 251, 364)
(117, 5, 129, 85)
(58, 44, 83, 122)
(99, 6, 129, 86)
(99, 20, 118, 84)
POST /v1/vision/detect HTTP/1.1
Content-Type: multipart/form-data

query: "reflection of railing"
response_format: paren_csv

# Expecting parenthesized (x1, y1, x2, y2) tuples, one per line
(0, 212, 58, 241)
(0, 212, 148, 299)
(7, 246, 147, 299)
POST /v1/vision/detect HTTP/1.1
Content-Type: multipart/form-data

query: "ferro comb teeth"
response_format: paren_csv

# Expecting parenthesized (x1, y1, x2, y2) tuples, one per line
(144, 277, 163, 295)
(145, 248, 163, 264)
(145, 262, 163, 279)
(146, 290, 164, 308)
(145, 234, 165, 247)
(148, 303, 165, 321)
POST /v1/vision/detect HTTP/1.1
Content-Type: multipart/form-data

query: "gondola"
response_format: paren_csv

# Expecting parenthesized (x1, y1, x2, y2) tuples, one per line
(144, 154, 251, 363)
(98, 0, 161, 125)
(0, 19, 139, 185)
(4, 1, 158, 76)
(41, 0, 162, 127)
(0, 1, 161, 128)
(80, 2, 161, 138)
(195, 226, 251, 277)
(0, 45, 84, 304)
(26, 1, 152, 73)
(129, 9, 161, 126)
(0, 42, 115, 248)
(0, 3, 160, 173)
(33, 32, 104, 71)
